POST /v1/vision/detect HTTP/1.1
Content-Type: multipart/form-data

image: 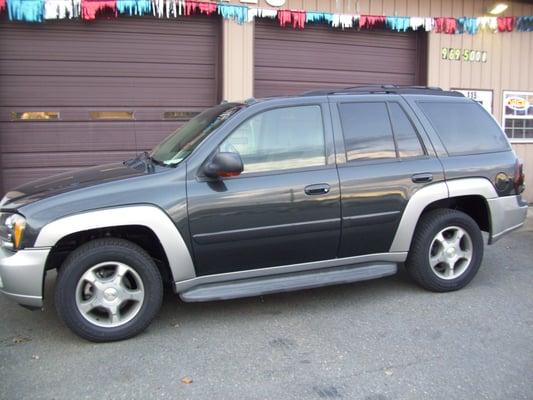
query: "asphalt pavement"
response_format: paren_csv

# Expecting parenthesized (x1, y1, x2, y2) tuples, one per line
(1, 211, 532, 400)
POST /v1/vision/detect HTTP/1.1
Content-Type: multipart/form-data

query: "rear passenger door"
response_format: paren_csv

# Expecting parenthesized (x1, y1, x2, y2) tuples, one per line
(330, 95, 445, 257)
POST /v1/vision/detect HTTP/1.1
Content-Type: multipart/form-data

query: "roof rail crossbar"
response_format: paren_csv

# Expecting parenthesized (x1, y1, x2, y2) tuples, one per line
(300, 85, 462, 97)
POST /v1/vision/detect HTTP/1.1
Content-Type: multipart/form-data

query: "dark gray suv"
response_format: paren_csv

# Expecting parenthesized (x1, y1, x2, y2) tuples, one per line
(0, 86, 528, 341)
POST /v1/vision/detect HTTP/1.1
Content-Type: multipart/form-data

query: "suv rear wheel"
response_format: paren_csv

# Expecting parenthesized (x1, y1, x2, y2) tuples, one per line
(55, 238, 163, 342)
(406, 209, 484, 292)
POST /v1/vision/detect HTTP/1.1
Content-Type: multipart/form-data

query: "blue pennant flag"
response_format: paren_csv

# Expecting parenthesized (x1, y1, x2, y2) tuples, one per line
(516, 16, 533, 32)
(386, 16, 410, 32)
(306, 12, 333, 24)
(117, 0, 151, 16)
(218, 4, 247, 24)
(457, 17, 478, 34)
(7, 0, 45, 22)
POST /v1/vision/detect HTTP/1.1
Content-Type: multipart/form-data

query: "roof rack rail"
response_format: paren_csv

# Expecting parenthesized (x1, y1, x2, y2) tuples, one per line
(300, 85, 463, 97)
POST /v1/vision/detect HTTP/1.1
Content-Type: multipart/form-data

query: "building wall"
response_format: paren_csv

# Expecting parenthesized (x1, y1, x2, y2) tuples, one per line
(426, 1, 533, 125)
(424, 1, 533, 202)
(225, 0, 531, 18)
(221, 0, 533, 201)
(223, 0, 533, 103)
(222, 20, 254, 102)
(513, 143, 533, 201)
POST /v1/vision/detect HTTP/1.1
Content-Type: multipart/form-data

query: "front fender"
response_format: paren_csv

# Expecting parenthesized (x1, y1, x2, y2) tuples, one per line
(34, 205, 196, 282)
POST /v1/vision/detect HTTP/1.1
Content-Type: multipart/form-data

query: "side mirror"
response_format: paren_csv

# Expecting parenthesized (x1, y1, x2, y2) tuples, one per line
(203, 152, 243, 179)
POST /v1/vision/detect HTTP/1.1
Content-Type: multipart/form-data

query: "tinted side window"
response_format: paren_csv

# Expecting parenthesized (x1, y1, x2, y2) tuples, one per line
(220, 105, 326, 174)
(388, 103, 425, 158)
(338, 102, 396, 161)
(418, 101, 510, 155)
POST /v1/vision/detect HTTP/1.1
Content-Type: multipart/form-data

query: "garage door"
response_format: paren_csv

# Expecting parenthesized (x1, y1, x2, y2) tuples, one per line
(254, 20, 426, 98)
(0, 16, 220, 194)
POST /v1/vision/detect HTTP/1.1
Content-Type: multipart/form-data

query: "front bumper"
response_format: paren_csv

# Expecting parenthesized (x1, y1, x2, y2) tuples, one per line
(488, 195, 529, 244)
(0, 247, 50, 308)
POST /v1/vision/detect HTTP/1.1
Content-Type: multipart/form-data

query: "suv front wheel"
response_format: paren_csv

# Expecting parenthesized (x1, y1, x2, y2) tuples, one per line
(406, 209, 484, 292)
(55, 238, 163, 342)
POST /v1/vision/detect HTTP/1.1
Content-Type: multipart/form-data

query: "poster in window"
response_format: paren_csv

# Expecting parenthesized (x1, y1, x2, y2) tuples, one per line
(502, 91, 533, 141)
(453, 89, 493, 114)
(504, 92, 533, 117)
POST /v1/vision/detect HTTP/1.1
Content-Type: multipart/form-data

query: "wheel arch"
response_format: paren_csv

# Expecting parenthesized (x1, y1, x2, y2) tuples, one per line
(420, 195, 491, 233)
(46, 225, 173, 283)
(390, 178, 497, 252)
(36, 205, 196, 284)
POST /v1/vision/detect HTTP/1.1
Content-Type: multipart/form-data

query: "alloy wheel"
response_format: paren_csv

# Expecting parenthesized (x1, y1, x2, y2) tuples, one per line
(428, 226, 473, 280)
(75, 262, 145, 328)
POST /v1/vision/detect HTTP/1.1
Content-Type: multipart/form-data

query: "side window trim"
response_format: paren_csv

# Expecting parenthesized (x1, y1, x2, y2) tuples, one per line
(337, 100, 397, 164)
(211, 103, 331, 178)
(384, 102, 400, 159)
(399, 97, 445, 157)
(386, 101, 428, 159)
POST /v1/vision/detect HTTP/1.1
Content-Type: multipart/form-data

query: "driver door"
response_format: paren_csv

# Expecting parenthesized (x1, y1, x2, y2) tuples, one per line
(186, 102, 341, 276)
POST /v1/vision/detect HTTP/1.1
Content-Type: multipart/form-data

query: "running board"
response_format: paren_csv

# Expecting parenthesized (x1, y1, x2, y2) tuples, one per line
(179, 263, 397, 302)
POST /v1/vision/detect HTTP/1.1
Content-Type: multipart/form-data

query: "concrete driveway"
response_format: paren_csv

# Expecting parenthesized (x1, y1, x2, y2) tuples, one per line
(1, 212, 532, 400)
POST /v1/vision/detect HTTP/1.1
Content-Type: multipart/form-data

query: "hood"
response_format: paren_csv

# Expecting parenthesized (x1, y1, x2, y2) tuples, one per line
(0, 162, 148, 209)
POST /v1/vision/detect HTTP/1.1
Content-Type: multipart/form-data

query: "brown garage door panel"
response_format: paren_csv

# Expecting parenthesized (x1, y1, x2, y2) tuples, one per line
(0, 18, 218, 60)
(0, 60, 214, 79)
(255, 67, 417, 86)
(0, 120, 183, 190)
(0, 121, 182, 152)
(0, 106, 199, 122)
(1, 16, 217, 36)
(1, 34, 217, 65)
(0, 16, 220, 194)
(0, 77, 216, 107)
(2, 150, 137, 169)
(254, 20, 423, 98)
(255, 44, 417, 73)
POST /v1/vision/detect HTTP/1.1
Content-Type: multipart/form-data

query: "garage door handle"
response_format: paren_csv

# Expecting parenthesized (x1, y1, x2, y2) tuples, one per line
(305, 184, 331, 195)
(412, 173, 433, 183)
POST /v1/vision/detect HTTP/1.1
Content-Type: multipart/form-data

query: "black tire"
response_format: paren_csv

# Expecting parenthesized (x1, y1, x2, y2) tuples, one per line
(55, 238, 163, 342)
(405, 209, 484, 292)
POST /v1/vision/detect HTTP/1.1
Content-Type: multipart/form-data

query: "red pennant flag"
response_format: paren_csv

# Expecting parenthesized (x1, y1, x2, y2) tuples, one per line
(497, 16, 514, 32)
(81, 0, 117, 20)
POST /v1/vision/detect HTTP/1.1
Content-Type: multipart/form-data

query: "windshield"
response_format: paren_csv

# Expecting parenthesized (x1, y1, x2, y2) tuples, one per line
(151, 103, 245, 166)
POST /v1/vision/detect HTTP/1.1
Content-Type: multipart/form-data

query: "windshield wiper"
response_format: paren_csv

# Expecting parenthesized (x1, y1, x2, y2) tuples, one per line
(124, 151, 157, 172)
(149, 155, 167, 167)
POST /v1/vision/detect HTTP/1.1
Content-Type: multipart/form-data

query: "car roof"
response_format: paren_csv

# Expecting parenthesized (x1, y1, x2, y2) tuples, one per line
(243, 86, 464, 105)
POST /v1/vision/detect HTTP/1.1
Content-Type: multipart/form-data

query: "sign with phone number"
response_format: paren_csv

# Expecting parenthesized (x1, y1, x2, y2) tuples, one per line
(441, 48, 488, 63)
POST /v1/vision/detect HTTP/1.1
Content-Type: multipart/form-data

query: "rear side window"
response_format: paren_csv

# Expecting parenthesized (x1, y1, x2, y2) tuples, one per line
(338, 102, 396, 161)
(388, 103, 425, 158)
(418, 101, 510, 155)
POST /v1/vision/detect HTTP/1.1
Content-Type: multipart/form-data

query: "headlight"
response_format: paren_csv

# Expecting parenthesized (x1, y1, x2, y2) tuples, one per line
(0, 213, 27, 250)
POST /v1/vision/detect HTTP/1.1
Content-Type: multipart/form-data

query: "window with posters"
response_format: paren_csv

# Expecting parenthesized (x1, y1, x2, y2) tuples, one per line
(502, 91, 533, 142)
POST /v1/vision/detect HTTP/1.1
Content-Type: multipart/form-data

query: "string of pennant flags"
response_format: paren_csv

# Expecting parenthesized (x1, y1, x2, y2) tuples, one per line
(1, 0, 533, 33)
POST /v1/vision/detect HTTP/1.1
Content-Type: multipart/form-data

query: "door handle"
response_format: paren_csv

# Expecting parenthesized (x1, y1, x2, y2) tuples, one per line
(412, 173, 433, 183)
(305, 183, 331, 195)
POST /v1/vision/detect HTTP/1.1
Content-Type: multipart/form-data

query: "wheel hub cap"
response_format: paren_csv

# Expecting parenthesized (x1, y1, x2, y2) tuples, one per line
(445, 247, 456, 258)
(103, 287, 118, 302)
